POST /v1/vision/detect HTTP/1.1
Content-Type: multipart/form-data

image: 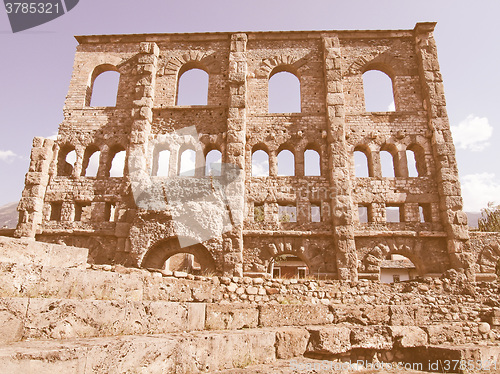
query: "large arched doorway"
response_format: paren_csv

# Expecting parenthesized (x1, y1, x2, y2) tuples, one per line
(141, 237, 216, 275)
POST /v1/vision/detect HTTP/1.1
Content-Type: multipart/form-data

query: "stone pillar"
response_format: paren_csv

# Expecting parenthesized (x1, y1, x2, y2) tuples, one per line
(223, 33, 248, 276)
(322, 36, 358, 281)
(123, 42, 159, 264)
(15, 137, 55, 238)
(414, 22, 472, 277)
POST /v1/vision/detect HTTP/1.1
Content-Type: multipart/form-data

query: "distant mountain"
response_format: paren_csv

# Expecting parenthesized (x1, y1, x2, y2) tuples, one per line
(466, 212, 482, 229)
(0, 202, 18, 229)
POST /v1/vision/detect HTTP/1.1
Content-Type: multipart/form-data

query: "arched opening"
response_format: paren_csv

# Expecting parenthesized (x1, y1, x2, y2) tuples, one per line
(268, 70, 301, 113)
(89, 68, 120, 107)
(205, 149, 222, 176)
(179, 149, 196, 176)
(277, 149, 294, 176)
(304, 149, 320, 176)
(380, 254, 417, 284)
(153, 149, 170, 177)
(58, 146, 76, 176)
(81, 146, 100, 177)
(380, 147, 398, 177)
(251, 149, 269, 177)
(354, 149, 371, 177)
(406, 144, 427, 177)
(107, 147, 126, 177)
(362, 70, 395, 112)
(269, 254, 309, 279)
(176, 67, 209, 106)
(141, 238, 216, 275)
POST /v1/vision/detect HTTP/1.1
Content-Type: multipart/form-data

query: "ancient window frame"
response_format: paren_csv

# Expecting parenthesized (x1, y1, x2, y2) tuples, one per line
(81, 145, 101, 177)
(106, 145, 127, 178)
(277, 147, 295, 176)
(353, 145, 373, 177)
(86, 64, 120, 107)
(251, 145, 270, 177)
(380, 144, 401, 178)
(361, 67, 396, 113)
(175, 63, 209, 106)
(304, 147, 321, 176)
(268, 66, 301, 114)
(406, 143, 427, 177)
(57, 145, 77, 177)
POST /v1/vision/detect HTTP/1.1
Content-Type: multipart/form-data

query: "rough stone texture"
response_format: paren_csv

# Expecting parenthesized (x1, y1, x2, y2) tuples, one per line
(275, 327, 310, 359)
(206, 304, 259, 330)
(0, 329, 277, 374)
(0, 236, 87, 269)
(306, 326, 351, 355)
(14, 23, 498, 281)
(259, 304, 333, 327)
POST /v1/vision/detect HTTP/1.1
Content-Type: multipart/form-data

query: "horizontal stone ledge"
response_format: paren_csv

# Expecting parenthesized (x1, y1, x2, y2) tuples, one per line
(243, 230, 333, 237)
(354, 230, 447, 238)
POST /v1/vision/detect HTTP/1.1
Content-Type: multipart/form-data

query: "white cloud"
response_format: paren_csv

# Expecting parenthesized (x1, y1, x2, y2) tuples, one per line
(451, 115, 493, 151)
(461, 173, 500, 212)
(0, 150, 18, 162)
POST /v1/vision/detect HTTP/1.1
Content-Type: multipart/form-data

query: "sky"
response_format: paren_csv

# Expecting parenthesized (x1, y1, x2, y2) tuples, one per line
(0, 0, 498, 212)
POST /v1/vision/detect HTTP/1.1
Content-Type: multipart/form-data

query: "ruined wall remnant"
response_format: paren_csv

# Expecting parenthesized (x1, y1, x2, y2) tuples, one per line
(16, 23, 486, 281)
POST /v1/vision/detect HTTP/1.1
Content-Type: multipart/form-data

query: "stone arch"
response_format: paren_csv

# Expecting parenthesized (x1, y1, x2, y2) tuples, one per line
(256, 54, 307, 78)
(359, 237, 425, 276)
(162, 50, 218, 76)
(477, 244, 500, 274)
(140, 237, 216, 273)
(348, 52, 400, 78)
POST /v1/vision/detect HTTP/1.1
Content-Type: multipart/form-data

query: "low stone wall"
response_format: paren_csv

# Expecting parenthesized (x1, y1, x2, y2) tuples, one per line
(0, 236, 88, 269)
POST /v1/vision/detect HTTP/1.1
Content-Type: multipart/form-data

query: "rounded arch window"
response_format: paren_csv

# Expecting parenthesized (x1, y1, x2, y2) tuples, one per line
(268, 70, 301, 113)
(177, 68, 209, 106)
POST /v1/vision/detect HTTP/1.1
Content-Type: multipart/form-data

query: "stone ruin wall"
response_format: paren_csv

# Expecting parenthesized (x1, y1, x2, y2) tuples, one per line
(13, 23, 500, 281)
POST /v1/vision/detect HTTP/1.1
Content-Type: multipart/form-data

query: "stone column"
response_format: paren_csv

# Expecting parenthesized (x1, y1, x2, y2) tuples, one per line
(15, 137, 55, 238)
(414, 22, 472, 278)
(322, 36, 358, 281)
(124, 42, 159, 264)
(223, 33, 248, 276)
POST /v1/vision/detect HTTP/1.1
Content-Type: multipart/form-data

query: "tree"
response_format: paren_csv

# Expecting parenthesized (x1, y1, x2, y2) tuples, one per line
(478, 202, 500, 232)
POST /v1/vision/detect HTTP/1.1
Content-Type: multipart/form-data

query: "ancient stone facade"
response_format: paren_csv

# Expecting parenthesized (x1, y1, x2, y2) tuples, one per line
(15, 23, 485, 281)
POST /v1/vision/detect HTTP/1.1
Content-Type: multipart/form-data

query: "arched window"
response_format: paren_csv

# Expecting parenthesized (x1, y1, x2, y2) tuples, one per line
(58, 146, 76, 176)
(107, 147, 126, 177)
(362, 70, 395, 112)
(268, 70, 301, 113)
(205, 149, 222, 176)
(304, 149, 320, 176)
(380, 148, 398, 177)
(354, 150, 371, 177)
(153, 149, 170, 177)
(179, 149, 196, 176)
(81, 148, 100, 177)
(251, 150, 269, 177)
(406, 144, 427, 177)
(88, 67, 120, 107)
(176, 68, 209, 106)
(277, 150, 294, 176)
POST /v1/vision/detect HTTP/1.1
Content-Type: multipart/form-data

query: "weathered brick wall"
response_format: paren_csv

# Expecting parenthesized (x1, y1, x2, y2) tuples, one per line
(15, 23, 484, 280)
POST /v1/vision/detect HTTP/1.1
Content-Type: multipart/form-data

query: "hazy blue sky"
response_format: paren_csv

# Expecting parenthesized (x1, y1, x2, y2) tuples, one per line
(0, 0, 498, 211)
